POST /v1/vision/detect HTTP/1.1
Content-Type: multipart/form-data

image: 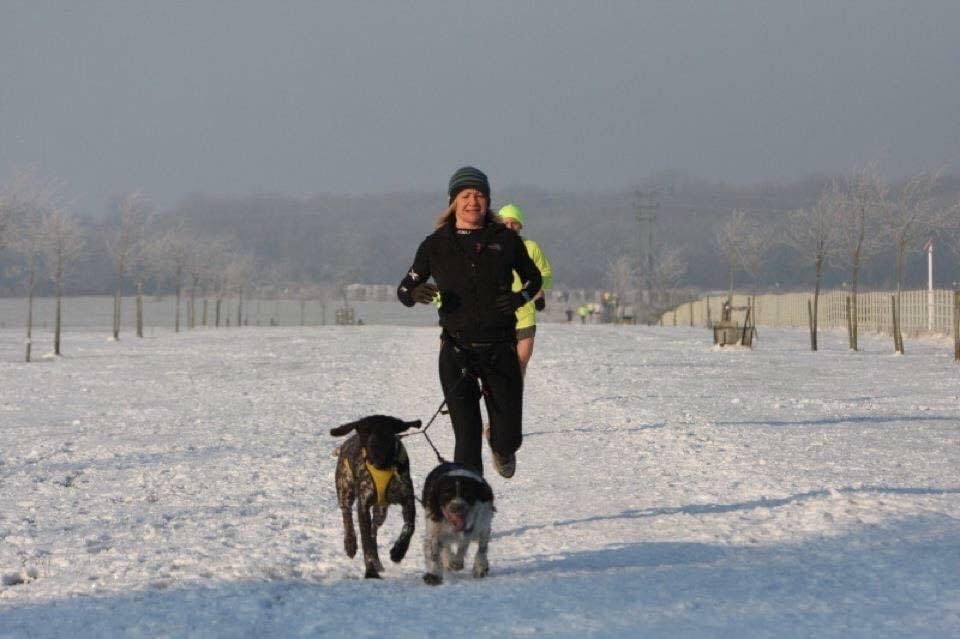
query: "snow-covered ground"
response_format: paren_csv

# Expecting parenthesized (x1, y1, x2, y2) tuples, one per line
(1, 324, 958, 638)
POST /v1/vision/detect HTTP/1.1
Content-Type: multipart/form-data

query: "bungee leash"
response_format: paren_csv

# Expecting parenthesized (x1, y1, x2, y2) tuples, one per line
(399, 345, 485, 465)
(400, 395, 449, 464)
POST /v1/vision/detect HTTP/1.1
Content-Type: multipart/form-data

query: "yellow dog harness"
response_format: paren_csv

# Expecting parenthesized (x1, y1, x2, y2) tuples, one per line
(341, 447, 406, 506)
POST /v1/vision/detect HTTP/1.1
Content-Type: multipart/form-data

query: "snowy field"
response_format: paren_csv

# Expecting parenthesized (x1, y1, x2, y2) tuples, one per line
(0, 323, 958, 638)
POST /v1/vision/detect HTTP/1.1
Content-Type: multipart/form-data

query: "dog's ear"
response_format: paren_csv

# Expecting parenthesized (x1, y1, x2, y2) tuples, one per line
(426, 479, 444, 521)
(330, 420, 361, 437)
(480, 478, 494, 504)
(396, 419, 421, 434)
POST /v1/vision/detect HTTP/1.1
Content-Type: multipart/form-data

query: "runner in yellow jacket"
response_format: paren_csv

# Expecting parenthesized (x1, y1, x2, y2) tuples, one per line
(498, 204, 553, 377)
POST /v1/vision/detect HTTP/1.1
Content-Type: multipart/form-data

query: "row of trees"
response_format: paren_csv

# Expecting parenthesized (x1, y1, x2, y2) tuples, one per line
(0, 167, 292, 361)
(0, 170, 82, 361)
(4, 163, 959, 358)
(714, 165, 959, 352)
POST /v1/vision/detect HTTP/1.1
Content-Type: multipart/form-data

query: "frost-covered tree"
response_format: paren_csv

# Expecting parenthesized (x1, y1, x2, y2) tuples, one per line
(784, 182, 842, 351)
(715, 209, 750, 303)
(2, 168, 63, 361)
(883, 169, 945, 353)
(106, 192, 150, 340)
(184, 236, 216, 329)
(226, 254, 255, 326)
(604, 255, 638, 305)
(739, 215, 770, 298)
(652, 246, 688, 305)
(836, 166, 887, 351)
(40, 207, 85, 356)
(151, 228, 192, 332)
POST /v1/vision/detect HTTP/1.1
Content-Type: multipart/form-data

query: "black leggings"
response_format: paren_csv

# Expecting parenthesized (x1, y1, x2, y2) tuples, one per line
(438, 339, 524, 475)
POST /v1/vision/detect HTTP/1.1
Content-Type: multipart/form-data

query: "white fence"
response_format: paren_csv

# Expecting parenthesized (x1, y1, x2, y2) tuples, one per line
(661, 289, 959, 335)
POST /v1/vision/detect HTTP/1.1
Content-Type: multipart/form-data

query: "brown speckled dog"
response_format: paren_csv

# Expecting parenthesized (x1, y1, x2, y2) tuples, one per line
(331, 415, 419, 578)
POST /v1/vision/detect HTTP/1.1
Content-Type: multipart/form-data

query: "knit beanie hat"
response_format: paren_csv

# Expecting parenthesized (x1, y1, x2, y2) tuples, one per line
(448, 166, 490, 202)
(498, 203, 525, 227)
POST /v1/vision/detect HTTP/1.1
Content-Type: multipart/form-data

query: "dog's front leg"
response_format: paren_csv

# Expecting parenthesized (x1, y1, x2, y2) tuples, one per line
(448, 537, 468, 572)
(372, 503, 388, 536)
(357, 500, 383, 578)
(336, 466, 358, 559)
(422, 520, 443, 585)
(390, 493, 415, 563)
(472, 509, 493, 579)
(340, 507, 357, 558)
(472, 534, 489, 579)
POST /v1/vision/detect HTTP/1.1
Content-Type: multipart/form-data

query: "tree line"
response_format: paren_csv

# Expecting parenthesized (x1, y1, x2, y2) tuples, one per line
(711, 165, 960, 352)
(0, 167, 312, 361)
(2, 164, 959, 359)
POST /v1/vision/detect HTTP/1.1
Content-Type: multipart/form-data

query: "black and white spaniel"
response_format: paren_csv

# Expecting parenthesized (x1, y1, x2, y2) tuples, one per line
(421, 462, 495, 585)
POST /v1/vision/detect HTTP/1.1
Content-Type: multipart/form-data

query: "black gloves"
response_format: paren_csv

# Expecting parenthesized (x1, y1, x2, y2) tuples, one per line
(534, 297, 546, 312)
(411, 282, 439, 304)
(493, 292, 529, 314)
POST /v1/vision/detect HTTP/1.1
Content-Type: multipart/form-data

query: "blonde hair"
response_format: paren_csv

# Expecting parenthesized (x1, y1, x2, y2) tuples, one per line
(434, 202, 457, 230)
(434, 204, 499, 231)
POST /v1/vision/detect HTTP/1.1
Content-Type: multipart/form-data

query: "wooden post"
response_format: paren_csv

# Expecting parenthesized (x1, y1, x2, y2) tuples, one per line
(896, 296, 904, 354)
(891, 295, 901, 354)
(845, 296, 853, 350)
(741, 306, 753, 347)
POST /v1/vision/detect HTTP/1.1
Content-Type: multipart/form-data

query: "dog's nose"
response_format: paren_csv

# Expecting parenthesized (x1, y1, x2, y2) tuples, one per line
(448, 498, 469, 515)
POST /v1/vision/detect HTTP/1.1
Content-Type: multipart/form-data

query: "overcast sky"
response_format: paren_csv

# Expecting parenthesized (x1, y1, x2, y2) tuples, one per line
(2, 1, 958, 214)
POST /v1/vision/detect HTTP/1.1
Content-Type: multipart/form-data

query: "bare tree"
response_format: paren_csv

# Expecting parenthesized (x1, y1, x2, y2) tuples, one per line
(785, 181, 842, 350)
(739, 215, 770, 298)
(152, 229, 192, 332)
(652, 246, 688, 304)
(226, 255, 255, 326)
(40, 208, 85, 356)
(716, 209, 750, 303)
(129, 234, 156, 339)
(16, 216, 44, 362)
(105, 192, 150, 340)
(603, 255, 638, 304)
(836, 166, 887, 351)
(260, 263, 286, 326)
(2, 168, 62, 361)
(206, 241, 238, 327)
(883, 168, 945, 353)
(185, 237, 216, 329)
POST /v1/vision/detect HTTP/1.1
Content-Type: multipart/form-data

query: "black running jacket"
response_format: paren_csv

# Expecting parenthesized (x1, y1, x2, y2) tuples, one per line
(397, 219, 542, 343)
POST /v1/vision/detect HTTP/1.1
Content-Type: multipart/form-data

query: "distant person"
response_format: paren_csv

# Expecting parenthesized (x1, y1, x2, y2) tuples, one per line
(497, 204, 552, 378)
(565, 308, 574, 323)
(397, 167, 542, 478)
(578, 305, 588, 324)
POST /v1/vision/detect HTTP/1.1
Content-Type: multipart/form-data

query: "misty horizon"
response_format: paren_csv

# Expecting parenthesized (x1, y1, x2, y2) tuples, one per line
(2, 1, 958, 216)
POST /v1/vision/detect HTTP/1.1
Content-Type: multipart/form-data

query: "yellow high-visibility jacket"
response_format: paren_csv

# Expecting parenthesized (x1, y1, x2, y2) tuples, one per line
(512, 238, 552, 330)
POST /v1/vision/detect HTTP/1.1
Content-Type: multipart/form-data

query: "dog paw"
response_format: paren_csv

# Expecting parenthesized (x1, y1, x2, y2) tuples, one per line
(423, 573, 442, 586)
(390, 540, 410, 563)
(473, 559, 489, 578)
(344, 536, 357, 558)
(447, 557, 464, 571)
(364, 568, 382, 579)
